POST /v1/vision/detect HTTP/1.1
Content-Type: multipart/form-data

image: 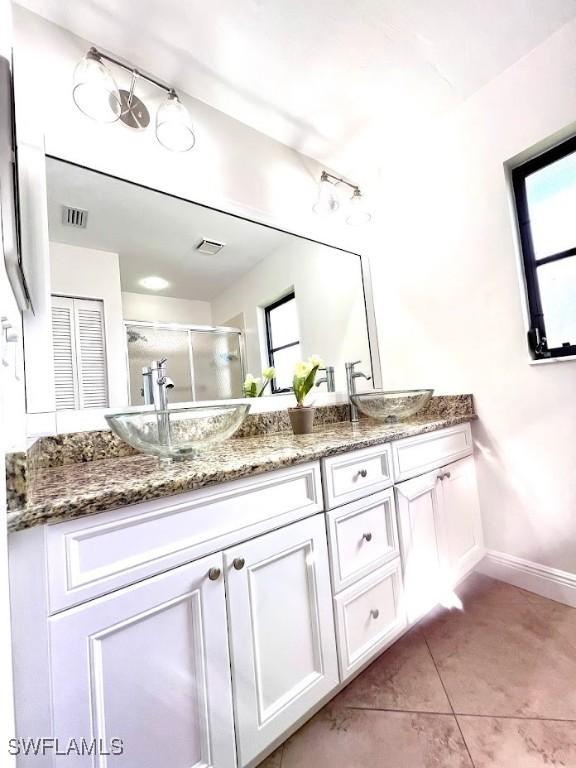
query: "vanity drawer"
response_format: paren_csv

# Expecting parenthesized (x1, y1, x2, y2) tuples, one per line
(327, 488, 399, 592)
(334, 559, 406, 680)
(45, 462, 322, 613)
(392, 423, 473, 482)
(321, 443, 393, 509)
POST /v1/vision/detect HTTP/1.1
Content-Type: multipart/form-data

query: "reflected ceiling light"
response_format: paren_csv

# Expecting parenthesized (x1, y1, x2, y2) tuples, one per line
(72, 46, 195, 152)
(156, 90, 195, 152)
(139, 276, 170, 291)
(313, 170, 372, 225)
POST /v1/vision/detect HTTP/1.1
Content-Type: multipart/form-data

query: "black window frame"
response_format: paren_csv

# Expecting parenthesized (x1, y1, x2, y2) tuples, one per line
(264, 291, 299, 394)
(512, 134, 576, 359)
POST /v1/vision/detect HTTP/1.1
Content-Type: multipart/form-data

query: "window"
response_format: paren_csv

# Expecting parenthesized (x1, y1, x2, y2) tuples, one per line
(52, 295, 109, 409)
(513, 136, 576, 359)
(264, 292, 300, 392)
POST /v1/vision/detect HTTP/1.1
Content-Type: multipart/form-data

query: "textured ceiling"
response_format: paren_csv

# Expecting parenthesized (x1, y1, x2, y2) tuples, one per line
(15, 0, 576, 174)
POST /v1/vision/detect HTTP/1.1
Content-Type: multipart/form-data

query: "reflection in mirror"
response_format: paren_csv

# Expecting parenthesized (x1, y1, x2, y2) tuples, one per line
(44, 156, 373, 411)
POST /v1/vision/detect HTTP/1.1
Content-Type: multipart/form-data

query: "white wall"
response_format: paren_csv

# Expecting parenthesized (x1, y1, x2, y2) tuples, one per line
(50, 241, 127, 407)
(211, 239, 371, 392)
(372, 17, 576, 575)
(122, 292, 212, 326)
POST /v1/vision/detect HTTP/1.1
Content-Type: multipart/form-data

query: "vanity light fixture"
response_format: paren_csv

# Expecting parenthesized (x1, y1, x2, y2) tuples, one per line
(313, 171, 372, 225)
(72, 47, 195, 152)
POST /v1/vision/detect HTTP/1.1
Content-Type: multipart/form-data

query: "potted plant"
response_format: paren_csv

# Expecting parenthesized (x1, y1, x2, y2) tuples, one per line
(289, 355, 322, 434)
(243, 367, 275, 397)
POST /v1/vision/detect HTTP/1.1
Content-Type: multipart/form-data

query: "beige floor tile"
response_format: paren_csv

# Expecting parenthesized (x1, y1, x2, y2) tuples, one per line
(336, 627, 451, 713)
(458, 716, 576, 767)
(256, 746, 283, 768)
(281, 704, 473, 768)
(422, 575, 576, 719)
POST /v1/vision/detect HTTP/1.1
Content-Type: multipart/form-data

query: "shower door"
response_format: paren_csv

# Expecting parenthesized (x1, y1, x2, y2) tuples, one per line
(125, 323, 244, 405)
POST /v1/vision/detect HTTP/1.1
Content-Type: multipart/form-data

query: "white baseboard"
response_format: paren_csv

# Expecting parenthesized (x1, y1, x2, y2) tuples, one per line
(477, 550, 576, 608)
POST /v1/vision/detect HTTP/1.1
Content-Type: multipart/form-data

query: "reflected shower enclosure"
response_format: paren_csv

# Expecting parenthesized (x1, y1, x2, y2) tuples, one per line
(125, 322, 245, 404)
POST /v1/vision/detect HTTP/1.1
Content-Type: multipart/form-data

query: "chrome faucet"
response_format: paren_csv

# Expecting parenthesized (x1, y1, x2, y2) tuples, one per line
(345, 360, 372, 423)
(147, 358, 174, 444)
(315, 365, 336, 392)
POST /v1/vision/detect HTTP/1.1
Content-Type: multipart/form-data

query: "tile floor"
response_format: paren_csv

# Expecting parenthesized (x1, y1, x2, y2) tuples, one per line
(258, 574, 576, 767)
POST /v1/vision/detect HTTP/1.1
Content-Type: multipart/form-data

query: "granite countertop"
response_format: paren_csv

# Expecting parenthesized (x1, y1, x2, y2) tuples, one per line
(7, 406, 475, 532)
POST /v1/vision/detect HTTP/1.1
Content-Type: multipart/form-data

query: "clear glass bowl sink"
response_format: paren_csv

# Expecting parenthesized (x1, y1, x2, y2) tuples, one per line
(350, 389, 434, 422)
(105, 404, 251, 460)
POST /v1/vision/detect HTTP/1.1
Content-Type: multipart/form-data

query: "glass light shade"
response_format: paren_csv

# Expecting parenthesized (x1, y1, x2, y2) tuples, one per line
(72, 50, 122, 123)
(346, 189, 372, 225)
(156, 92, 195, 152)
(313, 176, 340, 215)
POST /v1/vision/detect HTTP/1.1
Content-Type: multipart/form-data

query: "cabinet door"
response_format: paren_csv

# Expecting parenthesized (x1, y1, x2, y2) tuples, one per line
(49, 554, 236, 768)
(225, 514, 339, 767)
(395, 470, 445, 623)
(438, 456, 484, 584)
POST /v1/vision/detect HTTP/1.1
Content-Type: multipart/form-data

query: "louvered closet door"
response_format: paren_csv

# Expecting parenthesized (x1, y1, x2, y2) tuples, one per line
(51, 296, 109, 410)
(51, 296, 79, 410)
(73, 298, 108, 408)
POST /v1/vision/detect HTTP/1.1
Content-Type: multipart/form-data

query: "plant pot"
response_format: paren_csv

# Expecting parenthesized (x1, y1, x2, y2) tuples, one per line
(288, 406, 315, 435)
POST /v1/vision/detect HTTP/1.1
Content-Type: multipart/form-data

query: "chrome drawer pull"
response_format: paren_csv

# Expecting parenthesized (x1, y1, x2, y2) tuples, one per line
(438, 470, 452, 481)
(362, 532, 373, 542)
(208, 567, 221, 581)
(357, 469, 368, 478)
(370, 609, 380, 619)
(233, 557, 245, 570)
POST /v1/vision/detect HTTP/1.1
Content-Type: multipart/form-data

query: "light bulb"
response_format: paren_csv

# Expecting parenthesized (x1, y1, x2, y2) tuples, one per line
(346, 188, 372, 225)
(72, 49, 121, 123)
(313, 173, 339, 215)
(156, 91, 195, 152)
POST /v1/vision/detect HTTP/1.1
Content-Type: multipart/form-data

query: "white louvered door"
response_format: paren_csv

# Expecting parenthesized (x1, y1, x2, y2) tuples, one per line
(51, 295, 108, 410)
(73, 298, 108, 408)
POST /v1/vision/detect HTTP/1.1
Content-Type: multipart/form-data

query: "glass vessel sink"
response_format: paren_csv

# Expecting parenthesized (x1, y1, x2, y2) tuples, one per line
(105, 403, 251, 460)
(350, 389, 434, 422)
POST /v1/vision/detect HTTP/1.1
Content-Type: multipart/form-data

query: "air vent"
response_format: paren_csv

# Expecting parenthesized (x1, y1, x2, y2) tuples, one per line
(62, 205, 88, 229)
(196, 238, 225, 255)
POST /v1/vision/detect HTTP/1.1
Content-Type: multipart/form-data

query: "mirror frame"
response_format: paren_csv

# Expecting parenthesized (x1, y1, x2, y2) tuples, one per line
(21, 151, 382, 436)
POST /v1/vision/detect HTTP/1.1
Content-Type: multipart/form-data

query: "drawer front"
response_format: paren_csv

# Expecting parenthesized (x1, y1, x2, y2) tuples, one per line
(334, 559, 406, 680)
(322, 443, 393, 509)
(327, 488, 399, 593)
(46, 462, 322, 613)
(392, 423, 473, 482)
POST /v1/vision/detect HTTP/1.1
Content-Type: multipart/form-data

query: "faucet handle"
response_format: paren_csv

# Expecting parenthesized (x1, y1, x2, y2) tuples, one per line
(345, 360, 362, 370)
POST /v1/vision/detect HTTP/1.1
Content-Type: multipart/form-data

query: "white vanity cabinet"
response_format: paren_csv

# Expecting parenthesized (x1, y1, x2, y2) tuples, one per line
(224, 514, 338, 767)
(49, 552, 237, 768)
(395, 436, 483, 623)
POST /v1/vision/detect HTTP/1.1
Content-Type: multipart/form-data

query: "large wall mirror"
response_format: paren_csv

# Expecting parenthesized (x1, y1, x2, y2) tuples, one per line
(41, 156, 375, 418)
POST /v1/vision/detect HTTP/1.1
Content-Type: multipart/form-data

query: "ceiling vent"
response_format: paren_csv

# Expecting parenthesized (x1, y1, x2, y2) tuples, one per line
(196, 238, 225, 255)
(62, 205, 88, 229)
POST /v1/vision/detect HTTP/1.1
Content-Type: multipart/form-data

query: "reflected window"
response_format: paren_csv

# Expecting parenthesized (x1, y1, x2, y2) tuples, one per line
(513, 137, 576, 358)
(264, 292, 300, 392)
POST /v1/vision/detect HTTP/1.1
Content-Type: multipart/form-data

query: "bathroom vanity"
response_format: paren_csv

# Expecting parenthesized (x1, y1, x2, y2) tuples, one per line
(8, 405, 483, 768)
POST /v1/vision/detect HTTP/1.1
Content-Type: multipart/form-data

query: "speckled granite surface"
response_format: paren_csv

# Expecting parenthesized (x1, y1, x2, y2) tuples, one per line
(7, 395, 475, 532)
(5, 452, 27, 511)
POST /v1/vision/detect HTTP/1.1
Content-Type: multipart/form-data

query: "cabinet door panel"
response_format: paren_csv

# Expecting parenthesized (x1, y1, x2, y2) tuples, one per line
(439, 456, 484, 583)
(395, 471, 444, 623)
(225, 515, 338, 767)
(49, 555, 235, 768)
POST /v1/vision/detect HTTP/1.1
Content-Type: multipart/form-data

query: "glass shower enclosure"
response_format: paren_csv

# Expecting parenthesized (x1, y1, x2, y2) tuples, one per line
(125, 322, 245, 405)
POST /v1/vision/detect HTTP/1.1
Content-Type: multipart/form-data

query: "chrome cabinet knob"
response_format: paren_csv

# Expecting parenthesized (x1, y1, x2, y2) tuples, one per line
(362, 532, 373, 542)
(370, 609, 380, 619)
(437, 470, 452, 481)
(233, 557, 245, 570)
(208, 567, 221, 581)
(358, 469, 368, 478)
(444, 471, 451, 479)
